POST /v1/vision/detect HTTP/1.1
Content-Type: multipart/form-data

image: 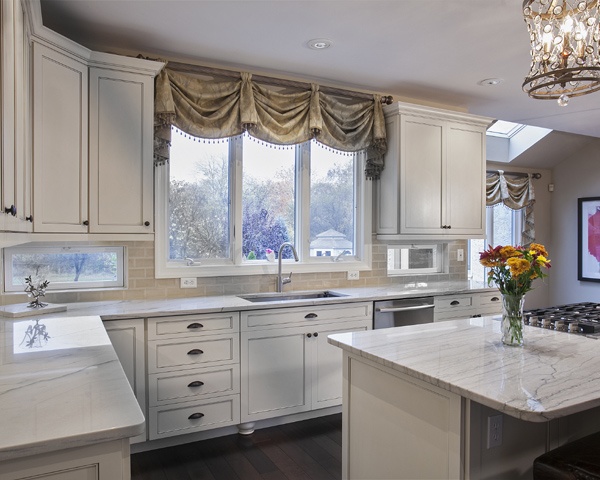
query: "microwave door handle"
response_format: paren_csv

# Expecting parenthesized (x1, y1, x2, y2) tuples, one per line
(376, 304, 435, 313)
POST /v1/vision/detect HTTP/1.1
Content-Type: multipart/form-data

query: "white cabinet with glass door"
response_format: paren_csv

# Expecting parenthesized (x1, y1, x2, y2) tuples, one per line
(376, 102, 492, 240)
(240, 302, 372, 429)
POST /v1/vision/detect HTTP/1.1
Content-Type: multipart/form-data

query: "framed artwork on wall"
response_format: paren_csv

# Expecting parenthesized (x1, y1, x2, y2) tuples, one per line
(578, 197, 600, 282)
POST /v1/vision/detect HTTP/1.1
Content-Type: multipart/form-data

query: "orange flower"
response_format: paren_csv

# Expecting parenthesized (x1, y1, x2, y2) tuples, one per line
(499, 246, 520, 259)
(529, 243, 548, 257)
(507, 257, 530, 277)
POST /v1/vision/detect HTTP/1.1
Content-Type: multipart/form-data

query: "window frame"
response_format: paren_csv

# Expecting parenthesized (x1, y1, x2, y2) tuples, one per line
(154, 134, 372, 279)
(3, 244, 126, 292)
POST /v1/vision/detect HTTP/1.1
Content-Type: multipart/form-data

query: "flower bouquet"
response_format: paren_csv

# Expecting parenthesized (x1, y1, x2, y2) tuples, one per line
(479, 243, 551, 345)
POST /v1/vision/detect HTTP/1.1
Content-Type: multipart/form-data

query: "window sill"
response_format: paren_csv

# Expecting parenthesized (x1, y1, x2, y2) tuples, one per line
(155, 259, 372, 279)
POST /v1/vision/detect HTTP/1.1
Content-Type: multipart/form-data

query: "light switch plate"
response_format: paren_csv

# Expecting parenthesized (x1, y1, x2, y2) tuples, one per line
(180, 277, 197, 288)
(457, 249, 464, 262)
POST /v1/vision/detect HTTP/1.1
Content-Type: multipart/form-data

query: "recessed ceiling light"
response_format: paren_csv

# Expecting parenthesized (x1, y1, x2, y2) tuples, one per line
(477, 78, 504, 87)
(306, 38, 333, 50)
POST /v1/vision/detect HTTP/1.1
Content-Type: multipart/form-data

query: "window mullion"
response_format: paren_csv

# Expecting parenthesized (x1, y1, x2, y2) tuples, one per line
(231, 136, 243, 265)
(296, 143, 310, 260)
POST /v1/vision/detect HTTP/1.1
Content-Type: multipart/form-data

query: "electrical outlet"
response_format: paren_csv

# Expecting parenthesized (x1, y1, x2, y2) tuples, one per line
(457, 249, 464, 262)
(487, 414, 503, 449)
(180, 277, 197, 289)
(347, 271, 360, 280)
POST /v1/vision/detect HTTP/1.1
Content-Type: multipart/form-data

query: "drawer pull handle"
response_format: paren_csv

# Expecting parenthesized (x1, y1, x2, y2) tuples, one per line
(187, 323, 204, 329)
(305, 313, 318, 319)
(188, 412, 204, 420)
(491, 296, 500, 302)
(188, 380, 204, 388)
(450, 300, 460, 306)
(187, 349, 204, 355)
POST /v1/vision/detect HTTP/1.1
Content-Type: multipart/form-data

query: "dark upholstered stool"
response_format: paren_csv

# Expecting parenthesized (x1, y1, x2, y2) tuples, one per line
(533, 432, 600, 479)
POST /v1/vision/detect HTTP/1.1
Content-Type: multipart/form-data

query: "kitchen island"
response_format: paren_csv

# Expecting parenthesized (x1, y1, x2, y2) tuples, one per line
(329, 316, 600, 480)
(0, 315, 144, 480)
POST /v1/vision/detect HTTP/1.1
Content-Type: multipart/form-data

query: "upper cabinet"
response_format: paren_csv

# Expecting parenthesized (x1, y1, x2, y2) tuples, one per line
(376, 102, 493, 240)
(29, 36, 163, 235)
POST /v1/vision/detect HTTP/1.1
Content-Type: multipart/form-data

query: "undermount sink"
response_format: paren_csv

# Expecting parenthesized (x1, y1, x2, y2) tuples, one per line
(238, 290, 348, 303)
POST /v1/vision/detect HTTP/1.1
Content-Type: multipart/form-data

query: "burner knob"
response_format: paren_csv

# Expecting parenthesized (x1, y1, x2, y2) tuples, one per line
(529, 316, 539, 327)
(542, 318, 553, 329)
(555, 320, 565, 331)
(569, 323, 580, 333)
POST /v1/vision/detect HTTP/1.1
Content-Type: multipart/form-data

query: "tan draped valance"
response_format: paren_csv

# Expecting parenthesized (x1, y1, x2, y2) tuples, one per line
(486, 170, 536, 245)
(154, 67, 387, 179)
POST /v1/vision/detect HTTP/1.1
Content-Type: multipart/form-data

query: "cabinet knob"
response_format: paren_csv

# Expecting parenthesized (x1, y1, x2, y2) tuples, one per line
(4, 205, 16, 216)
(187, 349, 204, 355)
(313, 332, 319, 337)
(25, 215, 33, 222)
(144, 221, 150, 227)
(188, 380, 204, 388)
(187, 323, 204, 329)
(305, 313, 318, 319)
(307, 333, 312, 338)
(447, 225, 451, 229)
(188, 412, 205, 420)
(450, 300, 460, 306)
(82, 220, 89, 226)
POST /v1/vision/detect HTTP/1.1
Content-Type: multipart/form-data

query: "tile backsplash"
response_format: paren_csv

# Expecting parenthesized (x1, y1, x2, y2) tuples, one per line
(0, 239, 468, 306)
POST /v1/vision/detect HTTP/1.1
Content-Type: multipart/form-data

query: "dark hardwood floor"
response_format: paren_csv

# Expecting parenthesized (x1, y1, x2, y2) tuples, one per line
(131, 414, 342, 480)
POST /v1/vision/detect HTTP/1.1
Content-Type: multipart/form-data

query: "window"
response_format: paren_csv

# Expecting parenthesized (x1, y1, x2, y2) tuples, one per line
(4, 245, 125, 292)
(469, 204, 524, 282)
(387, 244, 446, 275)
(156, 128, 371, 278)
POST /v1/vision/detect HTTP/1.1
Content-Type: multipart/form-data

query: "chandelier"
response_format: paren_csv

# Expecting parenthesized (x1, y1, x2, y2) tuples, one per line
(522, 0, 600, 106)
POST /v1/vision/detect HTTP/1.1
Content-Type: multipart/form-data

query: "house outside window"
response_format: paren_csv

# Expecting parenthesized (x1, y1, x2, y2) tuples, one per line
(155, 128, 371, 278)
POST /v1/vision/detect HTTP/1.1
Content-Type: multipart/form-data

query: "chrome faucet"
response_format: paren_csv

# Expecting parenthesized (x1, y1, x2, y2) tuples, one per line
(277, 242, 299, 292)
(333, 250, 351, 262)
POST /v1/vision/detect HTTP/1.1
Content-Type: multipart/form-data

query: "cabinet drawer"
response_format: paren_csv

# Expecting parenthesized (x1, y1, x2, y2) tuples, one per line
(148, 365, 240, 407)
(149, 394, 240, 440)
(477, 292, 502, 309)
(148, 334, 239, 373)
(242, 302, 372, 330)
(434, 295, 473, 310)
(148, 313, 238, 339)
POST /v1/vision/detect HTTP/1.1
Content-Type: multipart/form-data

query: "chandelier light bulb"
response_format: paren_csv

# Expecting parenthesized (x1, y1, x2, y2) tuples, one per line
(522, 0, 600, 101)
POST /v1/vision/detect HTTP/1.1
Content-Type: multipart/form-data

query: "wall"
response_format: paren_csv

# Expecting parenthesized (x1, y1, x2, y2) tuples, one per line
(0, 239, 468, 306)
(550, 140, 600, 304)
(486, 162, 553, 309)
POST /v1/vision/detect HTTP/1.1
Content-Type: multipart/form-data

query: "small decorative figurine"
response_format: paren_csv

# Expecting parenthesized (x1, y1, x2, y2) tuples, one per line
(24, 275, 50, 309)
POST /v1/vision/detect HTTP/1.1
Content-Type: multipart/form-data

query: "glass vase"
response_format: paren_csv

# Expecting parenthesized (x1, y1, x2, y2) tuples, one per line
(501, 294, 525, 346)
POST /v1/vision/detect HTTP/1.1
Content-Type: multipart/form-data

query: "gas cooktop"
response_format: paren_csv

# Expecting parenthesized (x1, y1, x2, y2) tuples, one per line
(524, 302, 600, 338)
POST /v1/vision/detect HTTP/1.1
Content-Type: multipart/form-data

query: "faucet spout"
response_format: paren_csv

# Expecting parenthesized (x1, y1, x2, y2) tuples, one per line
(277, 242, 299, 292)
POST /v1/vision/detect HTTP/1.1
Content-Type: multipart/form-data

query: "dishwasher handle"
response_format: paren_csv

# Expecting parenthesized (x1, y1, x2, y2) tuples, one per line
(376, 304, 435, 313)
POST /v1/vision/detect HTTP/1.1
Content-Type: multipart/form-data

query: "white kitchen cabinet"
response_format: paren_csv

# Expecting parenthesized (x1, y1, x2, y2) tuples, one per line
(145, 313, 241, 440)
(0, 0, 32, 232)
(32, 41, 88, 233)
(376, 102, 492, 240)
(240, 302, 372, 426)
(434, 291, 502, 322)
(88, 68, 154, 233)
(104, 318, 147, 444)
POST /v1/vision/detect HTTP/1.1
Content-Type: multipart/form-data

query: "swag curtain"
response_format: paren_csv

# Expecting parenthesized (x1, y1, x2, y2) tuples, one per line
(486, 170, 536, 245)
(154, 67, 387, 179)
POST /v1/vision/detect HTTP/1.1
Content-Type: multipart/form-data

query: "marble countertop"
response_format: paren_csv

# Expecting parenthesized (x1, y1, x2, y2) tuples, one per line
(0, 315, 145, 461)
(328, 317, 600, 423)
(7, 281, 494, 322)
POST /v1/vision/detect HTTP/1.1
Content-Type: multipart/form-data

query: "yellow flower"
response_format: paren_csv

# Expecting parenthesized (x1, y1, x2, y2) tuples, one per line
(507, 257, 530, 277)
(536, 255, 549, 265)
(530, 243, 548, 257)
(500, 246, 520, 259)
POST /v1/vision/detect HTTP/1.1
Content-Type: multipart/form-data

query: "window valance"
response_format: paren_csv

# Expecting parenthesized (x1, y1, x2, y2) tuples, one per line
(486, 170, 536, 245)
(154, 67, 387, 179)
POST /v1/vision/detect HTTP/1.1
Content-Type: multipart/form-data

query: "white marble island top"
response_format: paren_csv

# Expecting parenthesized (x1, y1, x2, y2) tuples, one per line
(0, 315, 144, 461)
(328, 317, 600, 423)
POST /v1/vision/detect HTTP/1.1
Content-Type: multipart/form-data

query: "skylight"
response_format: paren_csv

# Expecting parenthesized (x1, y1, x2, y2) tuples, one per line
(487, 120, 526, 138)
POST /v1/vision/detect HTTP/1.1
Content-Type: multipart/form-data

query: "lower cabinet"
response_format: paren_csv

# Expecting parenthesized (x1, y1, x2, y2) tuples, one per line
(434, 291, 502, 322)
(145, 313, 241, 440)
(240, 302, 372, 424)
(104, 318, 147, 444)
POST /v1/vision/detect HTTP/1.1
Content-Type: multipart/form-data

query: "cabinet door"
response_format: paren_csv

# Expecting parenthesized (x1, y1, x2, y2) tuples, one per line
(241, 326, 310, 422)
(400, 115, 445, 234)
(446, 123, 486, 235)
(89, 69, 154, 233)
(104, 319, 147, 443)
(32, 42, 88, 233)
(311, 320, 371, 409)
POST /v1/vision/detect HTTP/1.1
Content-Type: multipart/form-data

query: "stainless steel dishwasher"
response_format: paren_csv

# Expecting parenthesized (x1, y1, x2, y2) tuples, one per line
(373, 297, 434, 329)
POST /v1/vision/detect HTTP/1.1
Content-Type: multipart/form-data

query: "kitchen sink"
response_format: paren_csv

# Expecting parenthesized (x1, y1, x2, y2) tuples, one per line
(238, 290, 348, 303)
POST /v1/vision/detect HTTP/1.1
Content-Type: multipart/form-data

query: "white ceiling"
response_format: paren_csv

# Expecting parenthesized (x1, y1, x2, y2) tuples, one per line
(39, 0, 600, 168)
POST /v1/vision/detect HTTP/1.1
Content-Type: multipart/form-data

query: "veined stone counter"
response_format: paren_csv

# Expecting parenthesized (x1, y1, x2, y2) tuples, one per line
(0, 315, 144, 462)
(328, 317, 600, 480)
